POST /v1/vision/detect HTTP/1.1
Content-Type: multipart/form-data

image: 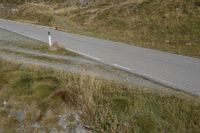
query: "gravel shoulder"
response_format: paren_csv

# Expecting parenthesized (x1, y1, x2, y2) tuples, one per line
(0, 28, 172, 91)
(0, 28, 199, 133)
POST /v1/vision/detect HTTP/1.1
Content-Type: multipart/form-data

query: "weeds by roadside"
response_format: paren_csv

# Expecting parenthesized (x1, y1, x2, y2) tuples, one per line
(1, 0, 199, 58)
(0, 60, 199, 132)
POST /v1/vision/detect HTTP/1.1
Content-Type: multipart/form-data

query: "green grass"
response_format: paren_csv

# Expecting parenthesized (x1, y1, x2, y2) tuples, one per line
(0, 60, 200, 132)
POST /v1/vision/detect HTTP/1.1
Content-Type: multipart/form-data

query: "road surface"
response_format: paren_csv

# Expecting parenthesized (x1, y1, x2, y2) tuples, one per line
(0, 18, 200, 95)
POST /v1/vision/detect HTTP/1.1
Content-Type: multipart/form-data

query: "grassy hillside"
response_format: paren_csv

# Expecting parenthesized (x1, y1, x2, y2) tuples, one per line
(0, 0, 200, 57)
(0, 60, 200, 132)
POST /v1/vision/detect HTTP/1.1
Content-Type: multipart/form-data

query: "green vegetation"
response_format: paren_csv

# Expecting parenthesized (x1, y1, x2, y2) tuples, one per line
(0, 60, 200, 132)
(0, 0, 200, 58)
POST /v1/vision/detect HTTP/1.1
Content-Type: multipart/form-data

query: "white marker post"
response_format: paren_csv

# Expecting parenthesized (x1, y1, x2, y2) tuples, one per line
(48, 31, 52, 47)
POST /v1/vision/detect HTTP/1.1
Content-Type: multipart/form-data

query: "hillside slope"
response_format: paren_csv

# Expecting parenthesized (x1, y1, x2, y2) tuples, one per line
(1, 28, 199, 133)
(0, 0, 200, 57)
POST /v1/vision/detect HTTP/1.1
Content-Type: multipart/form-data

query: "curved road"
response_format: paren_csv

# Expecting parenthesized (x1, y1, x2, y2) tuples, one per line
(0, 18, 200, 95)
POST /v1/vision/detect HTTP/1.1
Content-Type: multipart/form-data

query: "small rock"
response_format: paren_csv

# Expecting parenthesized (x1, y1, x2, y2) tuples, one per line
(2, 102, 12, 113)
(176, 8, 180, 12)
(16, 125, 25, 133)
(3, 101, 7, 105)
(165, 40, 170, 44)
(58, 116, 68, 129)
(75, 124, 87, 133)
(50, 128, 58, 133)
(186, 42, 192, 46)
(15, 111, 26, 123)
(30, 123, 41, 129)
(164, 13, 170, 18)
(58, 112, 87, 132)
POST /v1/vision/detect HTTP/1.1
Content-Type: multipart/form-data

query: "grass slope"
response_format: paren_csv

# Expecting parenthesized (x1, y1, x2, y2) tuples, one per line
(57, 0, 200, 57)
(0, 60, 200, 132)
(1, 0, 200, 58)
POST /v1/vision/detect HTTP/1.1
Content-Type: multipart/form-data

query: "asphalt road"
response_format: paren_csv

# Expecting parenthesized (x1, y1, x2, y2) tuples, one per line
(0, 18, 200, 95)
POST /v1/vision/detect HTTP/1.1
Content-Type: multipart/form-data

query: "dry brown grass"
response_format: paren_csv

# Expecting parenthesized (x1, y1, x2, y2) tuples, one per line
(0, 60, 200, 132)
(51, 89, 79, 107)
(1, 0, 200, 57)
(61, 0, 200, 57)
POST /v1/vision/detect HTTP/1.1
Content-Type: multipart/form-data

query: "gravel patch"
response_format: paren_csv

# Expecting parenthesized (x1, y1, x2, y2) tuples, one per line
(0, 28, 169, 90)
